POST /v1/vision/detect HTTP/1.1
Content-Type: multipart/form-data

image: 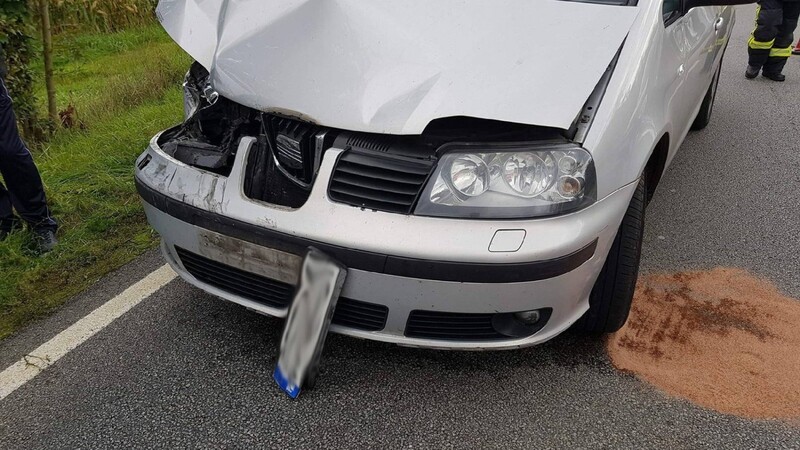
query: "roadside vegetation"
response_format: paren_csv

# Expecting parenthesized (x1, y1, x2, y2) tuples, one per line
(0, 18, 190, 339)
(46, 0, 158, 33)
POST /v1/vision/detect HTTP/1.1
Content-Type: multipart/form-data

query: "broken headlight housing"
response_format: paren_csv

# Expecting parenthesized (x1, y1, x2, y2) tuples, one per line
(182, 62, 213, 120)
(182, 73, 200, 120)
(414, 142, 596, 219)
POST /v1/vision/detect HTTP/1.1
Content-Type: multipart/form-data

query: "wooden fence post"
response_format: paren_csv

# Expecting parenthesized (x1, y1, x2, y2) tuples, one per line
(38, 0, 57, 126)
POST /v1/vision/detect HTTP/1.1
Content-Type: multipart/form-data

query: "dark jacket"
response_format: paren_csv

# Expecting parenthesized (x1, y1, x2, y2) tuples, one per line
(0, 45, 7, 79)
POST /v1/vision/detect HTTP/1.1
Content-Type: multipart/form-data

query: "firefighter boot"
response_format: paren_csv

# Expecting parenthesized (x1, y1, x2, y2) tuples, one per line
(762, 71, 786, 81)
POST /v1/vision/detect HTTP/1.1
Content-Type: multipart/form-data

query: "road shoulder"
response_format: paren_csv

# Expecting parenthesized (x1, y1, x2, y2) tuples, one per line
(0, 249, 165, 368)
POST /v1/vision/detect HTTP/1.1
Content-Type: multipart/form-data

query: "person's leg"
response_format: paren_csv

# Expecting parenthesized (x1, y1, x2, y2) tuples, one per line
(0, 78, 57, 232)
(0, 181, 16, 232)
(748, 0, 784, 75)
(0, 182, 23, 240)
(762, 1, 800, 78)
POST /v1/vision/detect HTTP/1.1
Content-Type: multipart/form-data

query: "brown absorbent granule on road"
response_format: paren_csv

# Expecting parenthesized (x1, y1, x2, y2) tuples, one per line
(607, 267, 800, 421)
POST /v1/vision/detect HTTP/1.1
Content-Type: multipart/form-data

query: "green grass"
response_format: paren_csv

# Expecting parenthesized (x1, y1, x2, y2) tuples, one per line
(0, 24, 191, 339)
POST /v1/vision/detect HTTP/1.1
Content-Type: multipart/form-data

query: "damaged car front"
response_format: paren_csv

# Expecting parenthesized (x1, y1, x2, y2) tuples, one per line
(135, 0, 730, 349)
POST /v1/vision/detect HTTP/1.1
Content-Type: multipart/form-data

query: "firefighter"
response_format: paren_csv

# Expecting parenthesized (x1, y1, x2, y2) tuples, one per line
(746, 0, 800, 81)
(0, 47, 58, 252)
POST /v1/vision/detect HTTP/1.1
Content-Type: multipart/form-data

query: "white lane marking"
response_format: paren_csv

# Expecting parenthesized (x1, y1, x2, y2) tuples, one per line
(0, 264, 177, 400)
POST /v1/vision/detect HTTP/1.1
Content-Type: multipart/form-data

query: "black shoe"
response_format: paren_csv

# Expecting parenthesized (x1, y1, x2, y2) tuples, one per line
(33, 229, 58, 254)
(762, 72, 786, 82)
(745, 65, 760, 79)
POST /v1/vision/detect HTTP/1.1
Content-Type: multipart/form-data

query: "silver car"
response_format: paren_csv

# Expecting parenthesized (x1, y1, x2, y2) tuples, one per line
(136, 0, 748, 349)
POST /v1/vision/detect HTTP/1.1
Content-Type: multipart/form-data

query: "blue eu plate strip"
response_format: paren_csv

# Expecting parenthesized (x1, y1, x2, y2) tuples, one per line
(273, 366, 300, 399)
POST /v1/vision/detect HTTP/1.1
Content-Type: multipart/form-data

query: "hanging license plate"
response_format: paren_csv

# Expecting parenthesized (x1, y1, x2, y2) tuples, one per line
(273, 248, 347, 398)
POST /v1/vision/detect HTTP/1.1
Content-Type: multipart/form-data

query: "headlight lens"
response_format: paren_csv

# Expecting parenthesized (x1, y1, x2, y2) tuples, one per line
(450, 154, 490, 197)
(415, 143, 596, 219)
(503, 152, 557, 197)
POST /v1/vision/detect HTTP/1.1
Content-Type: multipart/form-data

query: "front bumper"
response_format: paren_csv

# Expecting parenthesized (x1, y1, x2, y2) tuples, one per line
(135, 133, 638, 349)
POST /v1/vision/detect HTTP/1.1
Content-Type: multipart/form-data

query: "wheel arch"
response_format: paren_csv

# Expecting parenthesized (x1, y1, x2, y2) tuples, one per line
(643, 133, 669, 204)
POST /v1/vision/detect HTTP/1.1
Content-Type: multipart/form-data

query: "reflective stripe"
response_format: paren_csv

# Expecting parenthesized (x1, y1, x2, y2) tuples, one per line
(749, 36, 775, 50)
(748, 5, 774, 50)
(754, 4, 761, 27)
(769, 46, 793, 57)
(750, 5, 761, 37)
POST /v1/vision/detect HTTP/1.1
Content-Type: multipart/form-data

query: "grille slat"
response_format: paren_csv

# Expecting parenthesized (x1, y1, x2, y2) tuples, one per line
(333, 309, 386, 322)
(410, 316, 494, 322)
(335, 301, 389, 315)
(175, 247, 388, 332)
(404, 324, 494, 331)
(346, 135, 392, 153)
(329, 182, 417, 206)
(340, 152, 432, 175)
(329, 151, 433, 214)
(410, 329, 500, 335)
(325, 192, 414, 213)
(334, 318, 379, 329)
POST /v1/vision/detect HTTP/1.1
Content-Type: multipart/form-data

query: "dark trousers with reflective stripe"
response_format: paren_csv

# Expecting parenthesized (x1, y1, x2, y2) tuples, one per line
(0, 78, 57, 232)
(748, 0, 800, 74)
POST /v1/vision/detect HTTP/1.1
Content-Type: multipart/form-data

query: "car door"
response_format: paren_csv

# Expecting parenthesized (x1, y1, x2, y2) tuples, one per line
(681, 3, 723, 101)
(661, 0, 720, 139)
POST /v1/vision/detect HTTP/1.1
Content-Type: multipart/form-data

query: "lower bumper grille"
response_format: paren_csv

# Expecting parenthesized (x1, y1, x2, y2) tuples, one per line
(174, 247, 388, 331)
(175, 247, 294, 309)
(332, 298, 388, 332)
(405, 309, 552, 341)
(405, 311, 506, 341)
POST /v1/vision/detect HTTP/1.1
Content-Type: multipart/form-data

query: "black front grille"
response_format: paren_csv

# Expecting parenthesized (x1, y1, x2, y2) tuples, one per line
(332, 298, 388, 331)
(243, 114, 334, 209)
(405, 311, 506, 341)
(328, 150, 433, 214)
(267, 115, 318, 183)
(175, 247, 294, 308)
(175, 247, 388, 331)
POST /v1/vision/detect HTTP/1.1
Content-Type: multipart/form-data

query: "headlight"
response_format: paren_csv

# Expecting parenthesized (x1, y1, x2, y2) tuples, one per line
(414, 143, 596, 219)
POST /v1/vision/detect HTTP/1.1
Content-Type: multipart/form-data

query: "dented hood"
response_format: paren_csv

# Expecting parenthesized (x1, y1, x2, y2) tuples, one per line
(157, 0, 638, 134)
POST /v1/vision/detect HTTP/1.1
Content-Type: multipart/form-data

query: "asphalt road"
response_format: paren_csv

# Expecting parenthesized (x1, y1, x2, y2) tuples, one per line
(1, 5, 799, 448)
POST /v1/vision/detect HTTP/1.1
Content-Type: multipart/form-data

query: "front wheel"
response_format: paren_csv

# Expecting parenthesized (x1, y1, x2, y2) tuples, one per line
(573, 177, 646, 334)
(691, 64, 721, 131)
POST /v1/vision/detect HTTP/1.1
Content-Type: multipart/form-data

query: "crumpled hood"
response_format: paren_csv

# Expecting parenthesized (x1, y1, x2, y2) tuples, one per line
(157, 0, 638, 134)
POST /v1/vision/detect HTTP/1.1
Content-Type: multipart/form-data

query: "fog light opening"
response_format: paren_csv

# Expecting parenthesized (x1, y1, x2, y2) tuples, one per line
(491, 308, 552, 338)
(513, 310, 541, 325)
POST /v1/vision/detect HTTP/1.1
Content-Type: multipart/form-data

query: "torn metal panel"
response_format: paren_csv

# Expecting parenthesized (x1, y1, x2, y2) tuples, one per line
(157, 0, 638, 134)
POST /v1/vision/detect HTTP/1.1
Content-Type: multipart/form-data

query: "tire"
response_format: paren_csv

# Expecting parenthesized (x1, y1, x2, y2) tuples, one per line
(691, 64, 721, 131)
(573, 177, 646, 334)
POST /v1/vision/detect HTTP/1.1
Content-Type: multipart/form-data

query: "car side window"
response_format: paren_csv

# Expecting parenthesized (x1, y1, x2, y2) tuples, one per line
(663, 0, 682, 25)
